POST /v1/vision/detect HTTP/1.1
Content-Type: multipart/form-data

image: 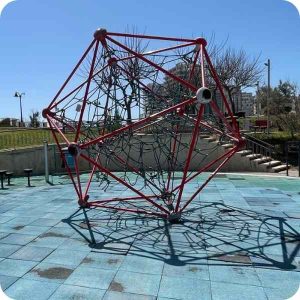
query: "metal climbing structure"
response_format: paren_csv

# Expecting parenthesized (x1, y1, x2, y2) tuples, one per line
(43, 29, 244, 221)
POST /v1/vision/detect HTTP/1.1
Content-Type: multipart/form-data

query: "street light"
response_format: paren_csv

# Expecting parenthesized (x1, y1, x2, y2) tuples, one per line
(264, 59, 271, 135)
(255, 81, 260, 117)
(14, 92, 25, 127)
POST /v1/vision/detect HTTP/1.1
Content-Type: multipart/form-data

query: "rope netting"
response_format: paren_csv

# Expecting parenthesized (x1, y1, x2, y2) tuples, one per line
(44, 29, 244, 220)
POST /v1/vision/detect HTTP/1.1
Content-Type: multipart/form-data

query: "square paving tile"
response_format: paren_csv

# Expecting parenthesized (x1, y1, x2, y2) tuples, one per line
(5, 278, 60, 300)
(0, 233, 36, 245)
(9, 245, 54, 261)
(0, 259, 37, 277)
(0, 243, 21, 258)
(80, 252, 124, 270)
(43, 249, 89, 267)
(64, 266, 116, 289)
(103, 291, 156, 300)
(49, 284, 106, 300)
(119, 255, 164, 275)
(24, 262, 75, 283)
(209, 265, 261, 286)
(210, 281, 267, 300)
(111, 270, 161, 297)
(158, 275, 211, 300)
(0, 275, 19, 290)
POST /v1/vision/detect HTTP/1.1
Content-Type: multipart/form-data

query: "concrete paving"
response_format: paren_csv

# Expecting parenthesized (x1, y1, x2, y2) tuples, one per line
(0, 173, 300, 300)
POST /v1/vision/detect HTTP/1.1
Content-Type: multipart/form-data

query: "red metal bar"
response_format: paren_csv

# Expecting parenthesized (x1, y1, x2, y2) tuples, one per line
(171, 146, 238, 193)
(80, 153, 170, 214)
(175, 104, 205, 212)
(90, 195, 157, 203)
(48, 39, 96, 109)
(107, 31, 198, 43)
(47, 117, 71, 146)
(47, 116, 81, 198)
(80, 97, 195, 149)
(74, 155, 83, 200)
(116, 41, 197, 63)
(180, 147, 238, 212)
(49, 64, 109, 110)
(203, 47, 240, 137)
(106, 36, 197, 92)
(75, 40, 100, 142)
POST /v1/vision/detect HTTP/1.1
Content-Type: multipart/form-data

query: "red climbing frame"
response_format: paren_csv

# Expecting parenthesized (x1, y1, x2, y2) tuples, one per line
(43, 29, 244, 221)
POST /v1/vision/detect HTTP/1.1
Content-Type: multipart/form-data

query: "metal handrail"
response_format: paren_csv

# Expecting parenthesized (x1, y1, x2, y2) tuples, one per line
(242, 133, 275, 158)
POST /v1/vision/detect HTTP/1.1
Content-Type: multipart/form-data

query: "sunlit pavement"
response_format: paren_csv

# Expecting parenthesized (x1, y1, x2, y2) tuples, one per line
(0, 173, 300, 300)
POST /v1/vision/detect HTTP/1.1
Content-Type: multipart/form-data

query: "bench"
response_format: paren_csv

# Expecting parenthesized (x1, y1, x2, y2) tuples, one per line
(251, 120, 268, 133)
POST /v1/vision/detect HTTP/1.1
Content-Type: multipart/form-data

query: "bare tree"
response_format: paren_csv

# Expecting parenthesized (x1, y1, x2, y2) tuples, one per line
(212, 48, 263, 113)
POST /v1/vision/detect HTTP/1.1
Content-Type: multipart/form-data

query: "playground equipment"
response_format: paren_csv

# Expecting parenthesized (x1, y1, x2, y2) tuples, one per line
(43, 29, 244, 221)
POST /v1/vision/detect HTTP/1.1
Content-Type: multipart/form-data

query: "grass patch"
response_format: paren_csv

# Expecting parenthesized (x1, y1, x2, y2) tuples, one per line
(0, 129, 75, 150)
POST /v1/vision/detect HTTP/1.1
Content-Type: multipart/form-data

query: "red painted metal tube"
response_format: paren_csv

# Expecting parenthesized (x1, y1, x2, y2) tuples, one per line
(48, 39, 96, 109)
(180, 147, 238, 212)
(80, 97, 195, 149)
(75, 40, 100, 142)
(106, 31, 199, 43)
(175, 104, 205, 212)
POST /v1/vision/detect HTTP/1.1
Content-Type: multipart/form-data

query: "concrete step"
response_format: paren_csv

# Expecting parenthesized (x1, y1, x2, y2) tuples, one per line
(272, 164, 290, 173)
(252, 156, 272, 164)
(237, 150, 252, 156)
(262, 160, 282, 168)
(246, 154, 262, 160)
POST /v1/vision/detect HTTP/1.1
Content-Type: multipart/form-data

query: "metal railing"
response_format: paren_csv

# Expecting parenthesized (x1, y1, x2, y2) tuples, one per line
(243, 133, 275, 158)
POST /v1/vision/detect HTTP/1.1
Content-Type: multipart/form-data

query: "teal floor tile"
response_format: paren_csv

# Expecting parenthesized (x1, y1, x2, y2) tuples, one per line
(210, 281, 267, 300)
(103, 291, 156, 300)
(0, 259, 37, 277)
(80, 252, 124, 270)
(158, 275, 211, 300)
(49, 284, 106, 300)
(64, 266, 116, 289)
(43, 249, 89, 267)
(0, 243, 21, 258)
(119, 255, 164, 275)
(5, 278, 60, 300)
(0, 275, 19, 290)
(9, 245, 54, 261)
(0, 233, 36, 245)
(24, 262, 74, 283)
(111, 270, 161, 297)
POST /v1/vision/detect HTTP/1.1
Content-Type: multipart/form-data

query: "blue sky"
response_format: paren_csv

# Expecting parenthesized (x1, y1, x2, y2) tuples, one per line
(0, 0, 299, 120)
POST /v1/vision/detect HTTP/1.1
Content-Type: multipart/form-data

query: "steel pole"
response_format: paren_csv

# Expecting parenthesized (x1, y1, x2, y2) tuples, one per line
(267, 59, 271, 135)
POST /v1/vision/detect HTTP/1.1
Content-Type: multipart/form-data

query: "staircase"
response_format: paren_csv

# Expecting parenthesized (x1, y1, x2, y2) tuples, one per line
(201, 132, 290, 173)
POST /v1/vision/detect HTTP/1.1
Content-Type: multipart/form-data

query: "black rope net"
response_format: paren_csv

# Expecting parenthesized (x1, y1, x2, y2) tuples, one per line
(44, 30, 242, 219)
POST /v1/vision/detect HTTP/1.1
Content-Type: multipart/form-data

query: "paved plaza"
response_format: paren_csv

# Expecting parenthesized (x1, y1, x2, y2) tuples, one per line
(0, 173, 300, 300)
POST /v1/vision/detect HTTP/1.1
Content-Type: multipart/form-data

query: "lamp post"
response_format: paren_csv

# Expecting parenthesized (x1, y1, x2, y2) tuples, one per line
(255, 81, 260, 118)
(264, 59, 271, 135)
(14, 92, 25, 127)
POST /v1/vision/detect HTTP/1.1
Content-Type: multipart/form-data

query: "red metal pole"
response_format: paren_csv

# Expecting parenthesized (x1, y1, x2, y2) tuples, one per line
(106, 36, 197, 92)
(47, 116, 81, 198)
(48, 40, 96, 109)
(180, 147, 238, 212)
(81, 97, 195, 149)
(203, 47, 240, 137)
(75, 40, 100, 143)
(106, 31, 199, 43)
(171, 146, 238, 193)
(174, 104, 205, 212)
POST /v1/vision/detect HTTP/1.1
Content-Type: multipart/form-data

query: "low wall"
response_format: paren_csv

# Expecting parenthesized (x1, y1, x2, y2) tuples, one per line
(0, 134, 269, 176)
